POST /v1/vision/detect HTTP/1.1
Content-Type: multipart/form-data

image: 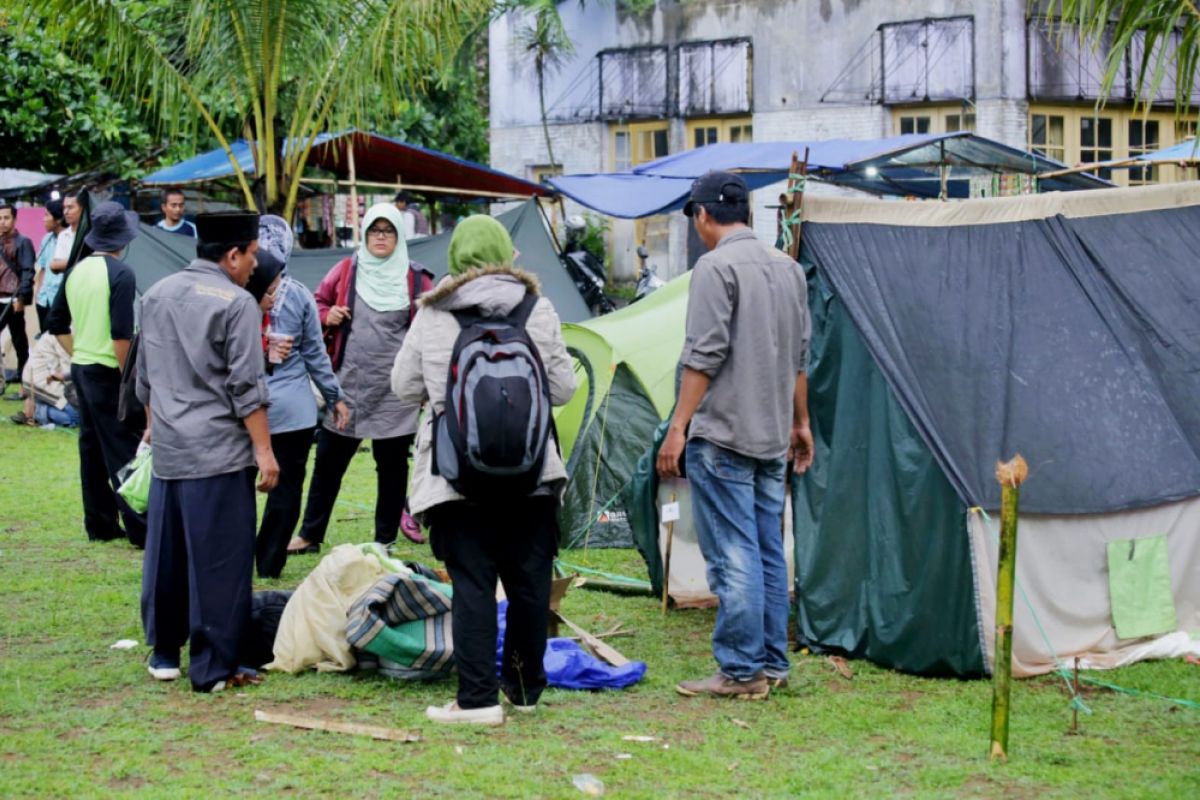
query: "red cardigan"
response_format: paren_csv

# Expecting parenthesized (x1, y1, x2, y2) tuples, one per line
(314, 255, 435, 371)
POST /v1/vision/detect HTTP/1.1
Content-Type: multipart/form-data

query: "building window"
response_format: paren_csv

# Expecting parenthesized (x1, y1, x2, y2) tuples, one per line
(610, 121, 669, 171)
(599, 47, 669, 120)
(880, 17, 975, 104)
(1030, 112, 1067, 162)
(1029, 105, 1189, 185)
(1079, 115, 1115, 179)
(891, 105, 975, 136)
(686, 117, 753, 149)
(1127, 119, 1160, 184)
(677, 39, 753, 117)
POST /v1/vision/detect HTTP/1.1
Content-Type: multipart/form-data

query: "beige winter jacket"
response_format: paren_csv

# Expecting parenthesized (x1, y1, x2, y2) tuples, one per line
(390, 267, 578, 517)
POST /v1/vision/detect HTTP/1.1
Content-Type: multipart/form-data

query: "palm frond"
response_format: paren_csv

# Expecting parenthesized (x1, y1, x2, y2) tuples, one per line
(1041, 1, 1200, 121)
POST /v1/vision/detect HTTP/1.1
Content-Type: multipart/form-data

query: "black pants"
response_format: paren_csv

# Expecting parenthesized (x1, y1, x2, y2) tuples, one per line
(36, 303, 49, 333)
(429, 497, 559, 710)
(71, 363, 146, 546)
(298, 428, 413, 545)
(255, 427, 316, 578)
(3, 301, 28, 383)
(142, 469, 256, 691)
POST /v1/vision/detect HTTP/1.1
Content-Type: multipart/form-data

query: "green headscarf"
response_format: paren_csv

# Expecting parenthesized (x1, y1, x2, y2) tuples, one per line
(355, 203, 410, 312)
(447, 215, 514, 276)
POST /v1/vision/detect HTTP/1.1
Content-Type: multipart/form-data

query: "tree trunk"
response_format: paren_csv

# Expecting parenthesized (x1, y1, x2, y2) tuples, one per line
(537, 55, 557, 170)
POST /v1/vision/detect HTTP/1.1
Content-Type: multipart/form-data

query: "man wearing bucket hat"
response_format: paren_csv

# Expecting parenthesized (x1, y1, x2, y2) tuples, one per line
(135, 210, 279, 692)
(46, 200, 147, 547)
(656, 171, 813, 700)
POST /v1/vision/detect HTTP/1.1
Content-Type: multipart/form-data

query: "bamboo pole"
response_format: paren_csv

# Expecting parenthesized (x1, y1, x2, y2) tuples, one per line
(348, 144, 360, 247)
(989, 454, 1028, 762)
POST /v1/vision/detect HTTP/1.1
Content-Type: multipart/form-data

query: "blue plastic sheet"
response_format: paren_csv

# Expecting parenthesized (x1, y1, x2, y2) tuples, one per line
(495, 600, 647, 690)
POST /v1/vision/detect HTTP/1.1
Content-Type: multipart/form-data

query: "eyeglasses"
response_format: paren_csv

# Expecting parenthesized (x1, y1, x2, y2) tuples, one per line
(367, 227, 397, 239)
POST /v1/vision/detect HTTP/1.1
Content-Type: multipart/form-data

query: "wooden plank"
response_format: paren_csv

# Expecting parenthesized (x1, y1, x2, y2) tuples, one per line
(553, 612, 630, 667)
(254, 709, 420, 743)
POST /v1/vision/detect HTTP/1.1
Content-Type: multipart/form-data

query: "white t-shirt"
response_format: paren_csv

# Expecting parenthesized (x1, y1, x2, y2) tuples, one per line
(53, 227, 77, 262)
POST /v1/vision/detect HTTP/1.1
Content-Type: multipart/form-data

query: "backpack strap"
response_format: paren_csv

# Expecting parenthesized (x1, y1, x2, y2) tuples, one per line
(508, 293, 538, 327)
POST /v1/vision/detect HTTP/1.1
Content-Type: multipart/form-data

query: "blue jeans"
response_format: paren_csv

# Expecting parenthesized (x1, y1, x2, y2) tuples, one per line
(685, 438, 790, 681)
(35, 401, 80, 427)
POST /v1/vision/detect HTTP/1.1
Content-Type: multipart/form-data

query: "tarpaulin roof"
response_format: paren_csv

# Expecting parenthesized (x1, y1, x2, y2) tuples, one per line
(801, 183, 1200, 514)
(141, 131, 549, 199)
(121, 200, 591, 322)
(1135, 137, 1200, 162)
(549, 133, 1111, 218)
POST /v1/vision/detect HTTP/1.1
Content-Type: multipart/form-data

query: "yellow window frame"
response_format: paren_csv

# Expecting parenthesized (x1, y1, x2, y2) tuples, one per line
(685, 117, 754, 149)
(1028, 105, 1191, 186)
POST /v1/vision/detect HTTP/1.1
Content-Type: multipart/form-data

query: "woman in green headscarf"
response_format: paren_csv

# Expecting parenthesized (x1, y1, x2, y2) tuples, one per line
(289, 204, 434, 556)
(390, 214, 579, 725)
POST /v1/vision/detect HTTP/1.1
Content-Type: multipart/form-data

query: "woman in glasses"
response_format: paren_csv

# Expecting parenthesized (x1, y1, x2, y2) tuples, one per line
(288, 204, 433, 556)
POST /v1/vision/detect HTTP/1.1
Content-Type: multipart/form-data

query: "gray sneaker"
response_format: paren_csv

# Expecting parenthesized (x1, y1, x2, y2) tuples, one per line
(676, 672, 769, 700)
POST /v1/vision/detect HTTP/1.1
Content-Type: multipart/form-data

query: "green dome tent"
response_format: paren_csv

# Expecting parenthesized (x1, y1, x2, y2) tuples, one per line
(554, 273, 690, 548)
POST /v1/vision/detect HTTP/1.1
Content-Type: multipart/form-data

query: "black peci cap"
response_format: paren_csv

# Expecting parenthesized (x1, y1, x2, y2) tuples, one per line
(196, 211, 260, 244)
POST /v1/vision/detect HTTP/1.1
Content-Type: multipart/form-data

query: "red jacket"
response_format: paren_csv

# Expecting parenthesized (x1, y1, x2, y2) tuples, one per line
(314, 255, 435, 372)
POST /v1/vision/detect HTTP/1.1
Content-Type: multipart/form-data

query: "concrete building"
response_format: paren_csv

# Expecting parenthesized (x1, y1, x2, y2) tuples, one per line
(490, 1, 1198, 278)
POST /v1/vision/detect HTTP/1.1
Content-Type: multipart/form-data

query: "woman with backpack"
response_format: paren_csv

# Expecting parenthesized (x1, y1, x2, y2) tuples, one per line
(287, 204, 433, 556)
(391, 215, 577, 725)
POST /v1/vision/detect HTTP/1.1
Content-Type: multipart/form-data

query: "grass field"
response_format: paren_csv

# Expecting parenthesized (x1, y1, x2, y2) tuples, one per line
(1, 398, 1197, 798)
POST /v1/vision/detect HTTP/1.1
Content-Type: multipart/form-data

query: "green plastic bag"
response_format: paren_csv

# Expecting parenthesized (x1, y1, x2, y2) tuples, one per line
(1107, 535, 1177, 640)
(117, 447, 153, 514)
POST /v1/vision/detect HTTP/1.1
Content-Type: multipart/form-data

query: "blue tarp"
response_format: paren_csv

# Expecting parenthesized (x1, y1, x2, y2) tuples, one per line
(549, 133, 1111, 218)
(141, 135, 336, 184)
(141, 130, 548, 198)
(1135, 138, 1200, 162)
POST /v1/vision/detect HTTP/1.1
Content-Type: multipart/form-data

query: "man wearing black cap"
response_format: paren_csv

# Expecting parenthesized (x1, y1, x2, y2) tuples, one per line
(135, 211, 279, 692)
(46, 201, 147, 547)
(657, 170, 813, 700)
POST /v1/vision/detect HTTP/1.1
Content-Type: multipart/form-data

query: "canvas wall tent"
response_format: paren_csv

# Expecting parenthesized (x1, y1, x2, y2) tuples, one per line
(120, 200, 592, 323)
(627, 184, 1200, 678)
(792, 184, 1200, 677)
(554, 272, 690, 548)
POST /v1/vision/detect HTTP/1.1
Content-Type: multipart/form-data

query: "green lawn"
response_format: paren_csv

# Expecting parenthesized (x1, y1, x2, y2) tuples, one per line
(1, 399, 1197, 798)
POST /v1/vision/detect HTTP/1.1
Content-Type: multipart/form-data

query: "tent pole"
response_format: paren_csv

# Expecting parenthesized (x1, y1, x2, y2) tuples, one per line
(989, 454, 1028, 762)
(536, 197, 564, 253)
(660, 493, 677, 615)
(348, 144, 360, 246)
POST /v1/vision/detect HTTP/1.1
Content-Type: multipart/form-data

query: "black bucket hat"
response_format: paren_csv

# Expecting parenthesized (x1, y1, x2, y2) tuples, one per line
(83, 201, 140, 252)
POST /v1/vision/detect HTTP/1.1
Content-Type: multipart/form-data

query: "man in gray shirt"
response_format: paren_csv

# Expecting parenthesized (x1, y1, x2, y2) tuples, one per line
(657, 171, 812, 700)
(136, 211, 279, 692)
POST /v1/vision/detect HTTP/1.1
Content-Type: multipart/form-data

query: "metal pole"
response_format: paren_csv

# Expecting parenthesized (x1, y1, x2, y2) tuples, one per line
(348, 141, 360, 247)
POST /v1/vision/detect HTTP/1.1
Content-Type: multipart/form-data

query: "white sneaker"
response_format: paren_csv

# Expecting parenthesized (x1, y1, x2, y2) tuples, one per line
(147, 653, 181, 681)
(424, 702, 504, 726)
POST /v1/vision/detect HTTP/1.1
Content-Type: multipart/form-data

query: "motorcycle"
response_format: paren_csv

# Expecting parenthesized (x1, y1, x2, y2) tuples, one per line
(560, 216, 616, 315)
(634, 245, 665, 301)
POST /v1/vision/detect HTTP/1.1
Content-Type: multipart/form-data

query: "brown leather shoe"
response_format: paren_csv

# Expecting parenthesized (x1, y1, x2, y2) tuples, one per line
(676, 672, 769, 700)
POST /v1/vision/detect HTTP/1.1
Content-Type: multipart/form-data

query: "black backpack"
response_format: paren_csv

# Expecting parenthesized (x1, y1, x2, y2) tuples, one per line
(431, 294, 552, 499)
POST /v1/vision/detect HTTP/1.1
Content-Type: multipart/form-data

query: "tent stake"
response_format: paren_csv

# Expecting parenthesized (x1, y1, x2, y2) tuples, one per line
(989, 454, 1028, 762)
(661, 493, 677, 615)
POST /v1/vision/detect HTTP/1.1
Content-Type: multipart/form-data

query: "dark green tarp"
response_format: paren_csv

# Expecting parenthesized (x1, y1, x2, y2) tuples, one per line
(122, 200, 591, 323)
(791, 263, 983, 677)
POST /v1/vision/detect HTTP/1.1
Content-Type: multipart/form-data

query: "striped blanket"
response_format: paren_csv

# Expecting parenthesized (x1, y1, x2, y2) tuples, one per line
(345, 572, 454, 680)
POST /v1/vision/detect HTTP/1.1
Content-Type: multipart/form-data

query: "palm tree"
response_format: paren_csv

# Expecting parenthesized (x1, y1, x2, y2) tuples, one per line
(1043, 1, 1200, 121)
(515, 0, 576, 171)
(24, 0, 492, 218)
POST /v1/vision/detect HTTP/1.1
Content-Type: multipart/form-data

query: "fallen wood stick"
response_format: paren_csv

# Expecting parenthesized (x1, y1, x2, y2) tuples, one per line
(553, 611, 630, 667)
(828, 656, 854, 680)
(254, 709, 420, 742)
(565, 629, 634, 641)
